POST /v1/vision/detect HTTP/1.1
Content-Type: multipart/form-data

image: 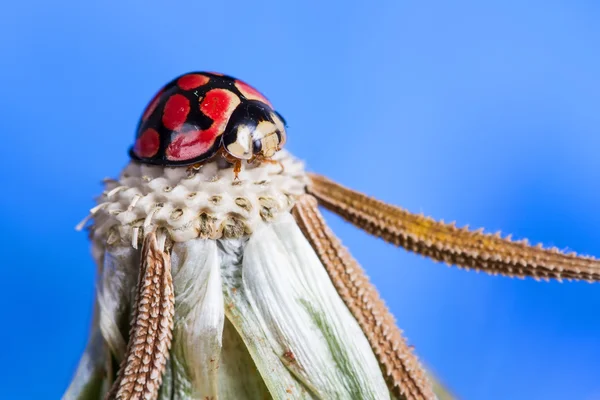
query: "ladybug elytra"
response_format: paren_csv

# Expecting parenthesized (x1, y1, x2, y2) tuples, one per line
(130, 72, 287, 175)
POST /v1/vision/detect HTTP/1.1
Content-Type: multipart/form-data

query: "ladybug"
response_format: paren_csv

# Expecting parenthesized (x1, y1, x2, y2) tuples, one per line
(130, 72, 287, 176)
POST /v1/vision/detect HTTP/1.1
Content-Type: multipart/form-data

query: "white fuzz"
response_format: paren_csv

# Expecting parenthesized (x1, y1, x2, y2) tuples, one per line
(171, 239, 224, 399)
(82, 150, 308, 247)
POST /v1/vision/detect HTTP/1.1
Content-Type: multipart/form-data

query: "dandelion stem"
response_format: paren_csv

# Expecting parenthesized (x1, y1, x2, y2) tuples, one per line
(107, 232, 175, 400)
(307, 173, 600, 282)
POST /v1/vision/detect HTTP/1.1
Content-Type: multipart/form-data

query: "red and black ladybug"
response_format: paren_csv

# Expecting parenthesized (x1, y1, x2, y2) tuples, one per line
(130, 72, 287, 175)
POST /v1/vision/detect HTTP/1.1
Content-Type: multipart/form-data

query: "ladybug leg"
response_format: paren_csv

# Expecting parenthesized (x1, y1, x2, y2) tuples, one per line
(232, 160, 242, 180)
(219, 148, 244, 180)
(186, 162, 203, 177)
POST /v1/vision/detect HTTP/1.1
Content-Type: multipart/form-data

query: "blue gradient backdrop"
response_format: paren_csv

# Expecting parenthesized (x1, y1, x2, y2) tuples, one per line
(1, 1, 599, 399)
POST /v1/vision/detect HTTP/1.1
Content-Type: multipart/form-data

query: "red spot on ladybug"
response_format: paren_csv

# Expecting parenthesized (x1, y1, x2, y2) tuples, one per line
(200, 88, 235, 120)
(177, 74, 210, 91)
(134, 128, 160, 158)
(166, 129, 216, 161)
(162, 94, 190, 130)
(166, 89, 240, 161)
(142, 90, 163, 122)
(235, 80, 272, 107)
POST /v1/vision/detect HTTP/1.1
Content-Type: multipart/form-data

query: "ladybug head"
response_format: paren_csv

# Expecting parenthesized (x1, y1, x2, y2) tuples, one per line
(222, 102, 287, 161)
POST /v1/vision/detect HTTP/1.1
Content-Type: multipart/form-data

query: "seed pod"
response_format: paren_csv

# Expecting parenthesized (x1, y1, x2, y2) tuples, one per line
(64, 151, 412, 400)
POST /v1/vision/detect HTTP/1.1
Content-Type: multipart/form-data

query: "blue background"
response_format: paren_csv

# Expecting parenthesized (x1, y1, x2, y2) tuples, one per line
(1, 1, 599, 399)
